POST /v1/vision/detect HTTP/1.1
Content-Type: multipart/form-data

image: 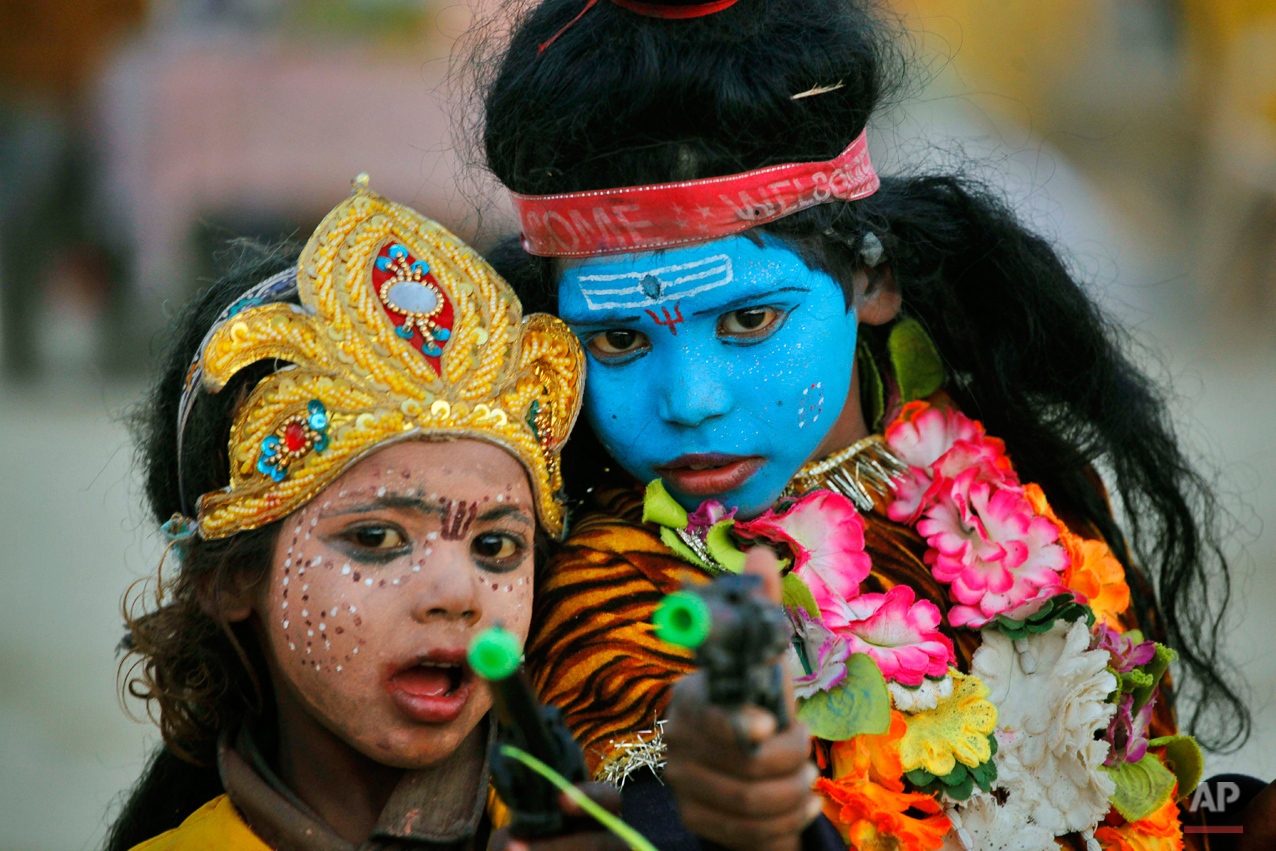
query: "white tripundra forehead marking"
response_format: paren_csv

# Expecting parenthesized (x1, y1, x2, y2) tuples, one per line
(575, 254, 733, 310)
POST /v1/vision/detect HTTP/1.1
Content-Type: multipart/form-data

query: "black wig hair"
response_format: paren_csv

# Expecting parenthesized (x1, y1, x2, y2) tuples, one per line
(105, 239, 300, 851)
(476, 0, 1250, 750)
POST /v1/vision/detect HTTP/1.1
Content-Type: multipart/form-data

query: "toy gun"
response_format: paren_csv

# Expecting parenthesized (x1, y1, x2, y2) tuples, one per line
(654, 573, 793, 731)
(468, 627, 589, 839)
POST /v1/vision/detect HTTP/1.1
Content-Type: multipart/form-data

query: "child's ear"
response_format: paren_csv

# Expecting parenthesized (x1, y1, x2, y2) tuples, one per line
(856, 263, 901, 326)
(196, 569, 260, 623)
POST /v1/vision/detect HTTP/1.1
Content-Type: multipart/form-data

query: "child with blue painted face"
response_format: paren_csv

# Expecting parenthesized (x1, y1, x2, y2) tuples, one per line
(475, 1, 1259, 849)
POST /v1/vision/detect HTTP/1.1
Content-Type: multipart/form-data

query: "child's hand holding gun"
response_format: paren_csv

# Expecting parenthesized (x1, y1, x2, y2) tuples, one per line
(659, 549, 824, 851)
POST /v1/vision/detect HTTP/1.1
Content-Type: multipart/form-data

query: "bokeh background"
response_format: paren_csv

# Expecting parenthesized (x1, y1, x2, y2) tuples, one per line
(1, 1, 1273, 848)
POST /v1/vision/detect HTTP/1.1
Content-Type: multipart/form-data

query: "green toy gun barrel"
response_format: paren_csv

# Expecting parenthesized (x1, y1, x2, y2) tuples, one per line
(654, 574, 792, 725)
(467, 626, 588, 839)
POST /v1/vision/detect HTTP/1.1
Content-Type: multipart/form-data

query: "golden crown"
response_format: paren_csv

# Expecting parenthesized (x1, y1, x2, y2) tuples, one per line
(194, 176, 584, 539)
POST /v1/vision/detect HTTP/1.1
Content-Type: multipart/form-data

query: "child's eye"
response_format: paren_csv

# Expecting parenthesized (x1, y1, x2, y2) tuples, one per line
(586, 329, 651, 363)
(717, 307, 786, 342)
(471, 532, 526, 571)
(348, 524, 406, 550)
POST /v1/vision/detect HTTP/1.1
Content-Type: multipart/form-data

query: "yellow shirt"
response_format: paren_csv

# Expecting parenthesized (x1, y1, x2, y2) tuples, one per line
(130, 795, 269, 851)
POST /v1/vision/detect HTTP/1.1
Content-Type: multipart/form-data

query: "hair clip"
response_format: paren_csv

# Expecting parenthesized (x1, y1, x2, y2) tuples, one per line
(791, 81, 845, 100)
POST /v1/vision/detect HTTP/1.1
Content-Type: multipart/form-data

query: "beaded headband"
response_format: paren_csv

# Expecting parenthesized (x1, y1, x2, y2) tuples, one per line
(188, 176, 585, 539)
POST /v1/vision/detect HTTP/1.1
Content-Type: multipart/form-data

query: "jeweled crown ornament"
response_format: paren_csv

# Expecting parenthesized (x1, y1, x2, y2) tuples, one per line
(195, 175, 584, 538)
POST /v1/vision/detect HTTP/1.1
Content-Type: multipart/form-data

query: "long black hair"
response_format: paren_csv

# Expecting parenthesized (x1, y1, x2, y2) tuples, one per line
(475, 0, 1249, 750)
(106, 240, 299, 851)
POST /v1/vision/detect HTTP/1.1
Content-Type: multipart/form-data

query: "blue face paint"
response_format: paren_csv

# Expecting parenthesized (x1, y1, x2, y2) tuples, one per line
(558, 234, 857, 517)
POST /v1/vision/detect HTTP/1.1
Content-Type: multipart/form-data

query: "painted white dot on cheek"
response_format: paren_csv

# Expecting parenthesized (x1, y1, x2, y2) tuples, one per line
(392, 578, 399, 585)
(283, 620, 289, 628)
(289, 642, 296, 650)
(282, 601, 288, 609)
(283, 577, 289, 586)
(377, 486, 386, 497)
(365, 579, 373, 586)
(336, 666, 343, 672)
(319, 623, 326, 631)
(349, 605, 356, 614)
(353, 647, 359, 654)
(412, 565, 420, 572)
(496, 493, 504, 502)
(302, 609, 308, 617)
(426, 532, 438, 541)
(342, 564, 351, 575)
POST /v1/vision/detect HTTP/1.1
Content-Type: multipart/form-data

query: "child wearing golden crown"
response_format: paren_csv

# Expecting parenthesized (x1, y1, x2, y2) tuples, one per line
(106, 178, 842, 851)
(106, 178, 609, 851)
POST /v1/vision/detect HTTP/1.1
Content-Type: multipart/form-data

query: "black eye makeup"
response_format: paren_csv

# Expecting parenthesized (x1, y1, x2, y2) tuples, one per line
(585, 328, 651, 364)
(470, 530, 529, 573)
(716, 305, 790, 344)
(331, 521, 412, 563)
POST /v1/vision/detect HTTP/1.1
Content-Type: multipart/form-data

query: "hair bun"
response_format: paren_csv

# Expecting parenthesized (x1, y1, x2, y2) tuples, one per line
(608, 0, 741, 19)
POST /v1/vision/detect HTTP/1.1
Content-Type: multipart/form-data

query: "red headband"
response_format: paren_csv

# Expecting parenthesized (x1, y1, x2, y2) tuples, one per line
(511, 130, 879, 257)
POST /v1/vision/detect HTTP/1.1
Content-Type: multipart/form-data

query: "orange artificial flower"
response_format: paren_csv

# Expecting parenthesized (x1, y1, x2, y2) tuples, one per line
(1064, 537, 1132, 628)
(830, 710, 907, 788)
(1023, 483, 1131, 627)
(1094, 789, 1185, 851)
(818, 711, 950, 851)
(815, 776, 950, 851)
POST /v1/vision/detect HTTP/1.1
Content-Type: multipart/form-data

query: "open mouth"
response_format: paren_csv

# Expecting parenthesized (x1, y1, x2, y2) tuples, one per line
(654, 453, 764, 498)
(386, 653, 474, 724)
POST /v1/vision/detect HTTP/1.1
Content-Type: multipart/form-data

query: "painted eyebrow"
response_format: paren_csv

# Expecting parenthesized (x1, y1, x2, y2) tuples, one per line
(690, 286, 810, 317)
(477, 504, 534, 526)
(562, 313, 643, 327)
(320, 495, 444, 519)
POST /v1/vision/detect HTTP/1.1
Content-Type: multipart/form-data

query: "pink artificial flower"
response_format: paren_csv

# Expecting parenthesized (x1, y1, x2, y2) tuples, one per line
(831, 585, 955, 686)
(686, 499, 736, 536)
(884, 401, 985, 470)
(1091, 623, 1158, 673)
(1104, 692, 1155, 765)
(884, 401, 1018, 524)
(791, 611, 853, 699)
(735, 490, 872, 622)
(948, 575, 1069, 628)
(918, 476, 1068, 626)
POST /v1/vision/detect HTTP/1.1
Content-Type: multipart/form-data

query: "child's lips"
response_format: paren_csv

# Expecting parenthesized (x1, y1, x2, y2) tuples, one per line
(655, 454, 764, 497)
(385, 650, 474, 724)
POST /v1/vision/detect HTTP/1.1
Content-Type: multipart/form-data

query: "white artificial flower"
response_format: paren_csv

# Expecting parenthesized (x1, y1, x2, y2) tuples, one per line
(940, 792, 1058, 851)
(971, 619, 1118, 837)
(887, 673, 954, 713)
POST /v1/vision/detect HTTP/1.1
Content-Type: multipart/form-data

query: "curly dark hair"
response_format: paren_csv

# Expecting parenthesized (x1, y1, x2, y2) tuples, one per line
(475, 0, 1250, 751)
(107, 239, 300, 851)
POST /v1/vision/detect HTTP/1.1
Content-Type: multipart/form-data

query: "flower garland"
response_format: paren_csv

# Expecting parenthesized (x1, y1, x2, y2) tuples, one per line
(643, 400, 1201, 851)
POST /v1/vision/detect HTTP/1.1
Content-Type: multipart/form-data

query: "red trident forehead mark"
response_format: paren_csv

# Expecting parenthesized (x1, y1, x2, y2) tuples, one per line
(645, 301, 685, 336)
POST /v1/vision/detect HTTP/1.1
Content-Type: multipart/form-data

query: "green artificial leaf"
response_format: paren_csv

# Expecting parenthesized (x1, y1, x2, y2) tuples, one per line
(1104, 752, 1178, 822)
(888, 317, 945, 404)
(781, 572, 820, 618)
(905, 768, 936, 786)
(643, 479, 688, 529)
(659, 526, 706, 569)
(1118, 668, 1155, 695)
(1148, 735, 1204, 801)
(705, 520, 746, 573)
(969, 755, 998, 793)
(796, 652, 890, 740)
(991, 594, 1092, 640)
(1132, 644, 1178, 712)
(856, 336, 885, 430)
